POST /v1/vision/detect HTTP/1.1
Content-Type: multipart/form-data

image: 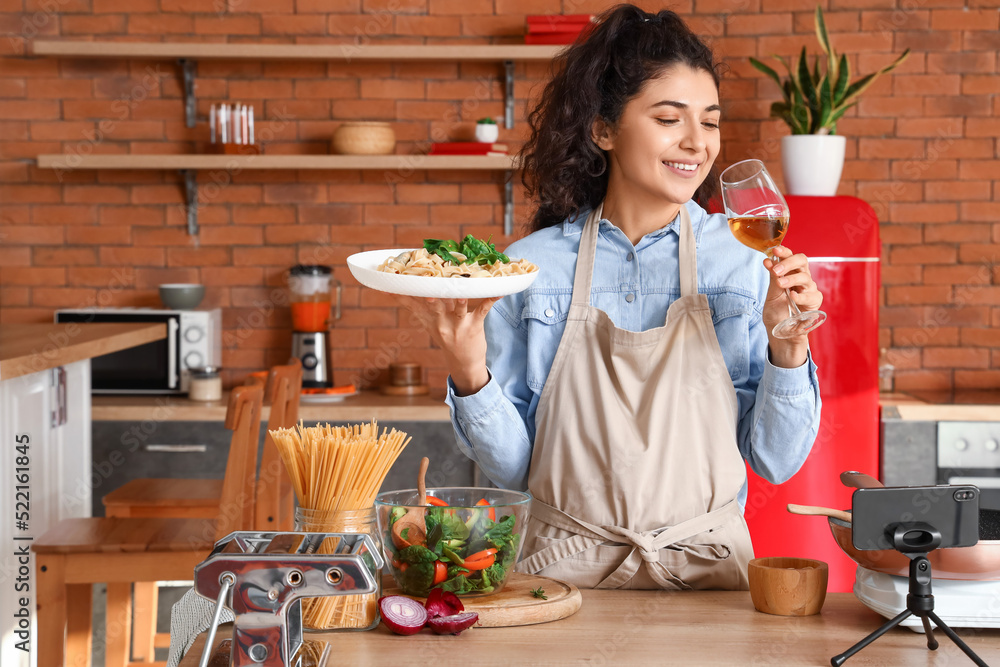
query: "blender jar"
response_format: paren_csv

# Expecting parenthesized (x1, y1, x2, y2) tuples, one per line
(288, 265, 340, 332)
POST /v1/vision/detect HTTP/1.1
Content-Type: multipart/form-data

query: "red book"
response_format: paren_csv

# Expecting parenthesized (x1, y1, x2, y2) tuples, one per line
(526, 14, 594, 25)
(430, 142, 508, 154)
(527, 23, 590, 33)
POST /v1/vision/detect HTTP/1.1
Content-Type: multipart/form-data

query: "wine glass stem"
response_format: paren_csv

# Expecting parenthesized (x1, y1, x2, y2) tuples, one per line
(770, 251, 804, 317)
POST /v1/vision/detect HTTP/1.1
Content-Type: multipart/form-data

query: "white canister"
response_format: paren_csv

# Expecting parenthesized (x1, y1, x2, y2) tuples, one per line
(188, 366, 223, 402)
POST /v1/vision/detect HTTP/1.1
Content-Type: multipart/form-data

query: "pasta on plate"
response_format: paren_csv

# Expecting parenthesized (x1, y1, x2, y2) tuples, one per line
(377, 247, 537, 278)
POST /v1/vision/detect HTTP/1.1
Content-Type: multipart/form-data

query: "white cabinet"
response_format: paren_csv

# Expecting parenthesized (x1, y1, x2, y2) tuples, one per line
(0, 360, 91, 667)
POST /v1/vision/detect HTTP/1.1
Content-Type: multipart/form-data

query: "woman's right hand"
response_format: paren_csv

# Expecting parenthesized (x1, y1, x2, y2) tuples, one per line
(394, 296, 501, 396)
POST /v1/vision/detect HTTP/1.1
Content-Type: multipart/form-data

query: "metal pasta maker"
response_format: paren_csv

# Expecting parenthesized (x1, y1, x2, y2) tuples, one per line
(193, 530, 383, 667)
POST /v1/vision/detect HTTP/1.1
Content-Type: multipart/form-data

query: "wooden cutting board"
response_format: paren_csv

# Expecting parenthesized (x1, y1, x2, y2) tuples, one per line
(381, 571, 582, 627)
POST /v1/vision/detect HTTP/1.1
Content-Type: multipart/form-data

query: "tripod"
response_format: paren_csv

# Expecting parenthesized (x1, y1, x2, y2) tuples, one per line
(832, 552, 988, 666)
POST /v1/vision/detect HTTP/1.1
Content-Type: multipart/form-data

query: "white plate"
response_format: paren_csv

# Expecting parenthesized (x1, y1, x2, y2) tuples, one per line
(347, 248, 539, 299)
(299, 390, 359, 404)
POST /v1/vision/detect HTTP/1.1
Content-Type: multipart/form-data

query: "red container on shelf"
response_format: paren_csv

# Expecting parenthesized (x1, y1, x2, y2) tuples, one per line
(742, 196, 881, 594)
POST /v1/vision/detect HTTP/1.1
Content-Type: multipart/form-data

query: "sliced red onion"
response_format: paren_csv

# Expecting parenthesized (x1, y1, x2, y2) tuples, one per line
(424, 587, 464, 619)
(378, 595, 428, 635)
(426, 612, 479, 635)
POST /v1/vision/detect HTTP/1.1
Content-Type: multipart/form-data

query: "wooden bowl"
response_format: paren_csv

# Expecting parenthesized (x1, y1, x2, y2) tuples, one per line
(748, 557, 828, 616)
(332, 121, 396, 155)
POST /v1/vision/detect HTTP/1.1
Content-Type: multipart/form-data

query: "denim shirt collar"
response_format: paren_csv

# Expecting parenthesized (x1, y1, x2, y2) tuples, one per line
(561, 200, 705, 249)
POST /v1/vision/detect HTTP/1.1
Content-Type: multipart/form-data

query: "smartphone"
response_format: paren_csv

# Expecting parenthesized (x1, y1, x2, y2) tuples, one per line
(851, 485, 980, 552)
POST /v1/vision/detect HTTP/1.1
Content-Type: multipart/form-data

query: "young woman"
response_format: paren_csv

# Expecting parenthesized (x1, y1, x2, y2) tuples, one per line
(399, 4, 823, 590)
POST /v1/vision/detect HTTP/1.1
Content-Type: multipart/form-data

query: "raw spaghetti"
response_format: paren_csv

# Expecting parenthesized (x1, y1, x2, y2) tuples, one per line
(270, 421, 410, 630)
(377, 248, 538, 278)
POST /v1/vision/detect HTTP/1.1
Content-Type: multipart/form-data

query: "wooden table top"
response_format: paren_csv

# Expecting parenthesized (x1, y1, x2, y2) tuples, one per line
(0, 322, 166, 380)
(180, 591, 1000, 666)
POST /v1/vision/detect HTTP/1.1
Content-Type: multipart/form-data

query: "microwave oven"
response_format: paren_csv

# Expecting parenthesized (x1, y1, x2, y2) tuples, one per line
(54, 308, 223, 394)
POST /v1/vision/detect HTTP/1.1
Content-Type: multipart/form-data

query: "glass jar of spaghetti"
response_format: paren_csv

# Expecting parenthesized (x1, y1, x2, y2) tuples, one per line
(294, 506, 382, 631)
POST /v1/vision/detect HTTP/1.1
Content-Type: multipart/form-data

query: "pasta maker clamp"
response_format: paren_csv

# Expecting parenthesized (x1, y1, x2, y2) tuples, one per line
(193, 530, 384, 667)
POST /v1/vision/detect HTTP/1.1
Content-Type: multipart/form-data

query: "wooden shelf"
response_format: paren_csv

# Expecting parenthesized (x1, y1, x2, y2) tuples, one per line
(35, 153, 521, 235)
(31, 39, 548, 235)
(31, 40, 565, 62)
(36, 153, 518, 171)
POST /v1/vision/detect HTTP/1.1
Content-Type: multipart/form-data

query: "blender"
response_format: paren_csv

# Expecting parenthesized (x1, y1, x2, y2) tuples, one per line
(288, 265, 341, 388)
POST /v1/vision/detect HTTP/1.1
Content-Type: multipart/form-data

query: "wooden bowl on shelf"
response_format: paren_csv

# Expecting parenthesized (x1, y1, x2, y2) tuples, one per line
(332, 121, 396, 155)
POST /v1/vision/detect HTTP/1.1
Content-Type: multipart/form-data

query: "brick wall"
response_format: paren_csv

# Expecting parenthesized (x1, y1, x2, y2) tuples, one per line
(1, 0, 998, 392)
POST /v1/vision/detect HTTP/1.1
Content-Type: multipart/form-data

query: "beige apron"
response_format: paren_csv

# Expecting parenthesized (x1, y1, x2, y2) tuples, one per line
(516, 202, 755, 590)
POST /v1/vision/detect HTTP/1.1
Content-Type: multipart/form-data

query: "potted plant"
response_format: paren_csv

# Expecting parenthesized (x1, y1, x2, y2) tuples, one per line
(750, 6, 909, 196)
(474, 117, 499, 143)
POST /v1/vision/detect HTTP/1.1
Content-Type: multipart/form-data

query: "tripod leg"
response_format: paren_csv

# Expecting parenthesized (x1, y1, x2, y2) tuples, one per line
(919, 615, 939, 650)
(831, 610, 912, 667)
(926, 611, 989, 667)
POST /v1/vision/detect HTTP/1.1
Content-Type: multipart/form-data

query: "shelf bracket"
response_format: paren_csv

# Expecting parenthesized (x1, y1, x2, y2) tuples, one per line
(504, 171, 514, 236)
(180, 58, 196, 128)
(181, 169, 199, 236)
(503, 60, 515, 130)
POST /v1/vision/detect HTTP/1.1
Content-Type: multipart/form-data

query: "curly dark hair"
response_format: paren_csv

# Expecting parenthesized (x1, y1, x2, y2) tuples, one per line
(519, 4, 722, 232)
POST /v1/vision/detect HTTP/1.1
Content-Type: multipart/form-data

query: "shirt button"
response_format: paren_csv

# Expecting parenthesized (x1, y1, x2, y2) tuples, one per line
(544, 308, 555, 317)
(625, 293, 635, 303)
(626, 252, 634, 262)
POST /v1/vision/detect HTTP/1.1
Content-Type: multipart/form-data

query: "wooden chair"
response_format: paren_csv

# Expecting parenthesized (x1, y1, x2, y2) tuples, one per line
(32, 383, 264, 667)
(102, 361, 302, 529)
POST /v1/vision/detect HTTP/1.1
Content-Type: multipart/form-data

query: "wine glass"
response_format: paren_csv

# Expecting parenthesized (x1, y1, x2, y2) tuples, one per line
(719, 159, 827, 339)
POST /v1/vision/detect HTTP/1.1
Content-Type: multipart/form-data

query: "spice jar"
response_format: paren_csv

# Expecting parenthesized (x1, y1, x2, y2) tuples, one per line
(294, 506, 382, 631)
(188, 366, 223, 402)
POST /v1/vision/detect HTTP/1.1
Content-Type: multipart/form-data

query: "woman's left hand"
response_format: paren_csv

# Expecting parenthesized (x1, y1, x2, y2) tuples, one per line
(762, 246, 824, 367)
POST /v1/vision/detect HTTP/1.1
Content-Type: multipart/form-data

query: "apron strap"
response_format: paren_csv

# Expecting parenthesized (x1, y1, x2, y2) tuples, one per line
(677, 204, 697, 299)
(570, 203, 603, 310)
(519, 499, 742, 589)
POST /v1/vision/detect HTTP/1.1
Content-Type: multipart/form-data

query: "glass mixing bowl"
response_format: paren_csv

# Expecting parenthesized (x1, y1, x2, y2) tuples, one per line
(374, 487, 531, 597)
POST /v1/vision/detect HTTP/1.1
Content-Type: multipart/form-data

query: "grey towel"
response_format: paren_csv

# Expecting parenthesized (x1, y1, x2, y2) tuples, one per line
(166, 588, 234, 667)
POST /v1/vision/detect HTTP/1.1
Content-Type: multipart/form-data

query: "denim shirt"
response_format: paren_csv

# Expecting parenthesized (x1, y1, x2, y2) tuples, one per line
(445, 200, 822, 511)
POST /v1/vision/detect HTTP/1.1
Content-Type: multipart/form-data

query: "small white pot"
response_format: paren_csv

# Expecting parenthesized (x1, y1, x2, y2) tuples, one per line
(475, 123, 499, 143)
(780, 134, 847, 196)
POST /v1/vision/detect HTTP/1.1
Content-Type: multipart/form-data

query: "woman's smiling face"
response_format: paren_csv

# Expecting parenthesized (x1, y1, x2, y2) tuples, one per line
(593, 64, 721, 206)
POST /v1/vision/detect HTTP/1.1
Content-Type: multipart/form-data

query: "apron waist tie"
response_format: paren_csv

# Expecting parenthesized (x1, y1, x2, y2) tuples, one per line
(519, 500, 742, 589)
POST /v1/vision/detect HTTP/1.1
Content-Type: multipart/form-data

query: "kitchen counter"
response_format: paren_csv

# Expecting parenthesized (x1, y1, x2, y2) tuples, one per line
(180, 591, 1000, 666)
(92, 388, 449, 421)
(881, 392, 1000, 422)
(0, 322, 166, 380)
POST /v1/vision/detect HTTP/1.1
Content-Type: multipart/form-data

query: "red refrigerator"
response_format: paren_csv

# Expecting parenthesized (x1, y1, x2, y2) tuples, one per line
(742, 195, 881, 593)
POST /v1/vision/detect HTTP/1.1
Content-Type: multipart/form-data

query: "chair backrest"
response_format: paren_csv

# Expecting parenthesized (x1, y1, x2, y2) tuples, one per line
(254, 360, 302, 531)
(214, 383, 264, 541)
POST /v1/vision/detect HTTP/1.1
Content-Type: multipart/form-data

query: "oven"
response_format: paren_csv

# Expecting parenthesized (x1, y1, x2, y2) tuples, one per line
(937, 421, 1000, 512)
(54, 308, 222, 394)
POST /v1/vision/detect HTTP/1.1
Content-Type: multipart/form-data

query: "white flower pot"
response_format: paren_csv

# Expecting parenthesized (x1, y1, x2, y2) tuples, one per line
(475, 123, 499, 143)
(780, 134, 847, 196)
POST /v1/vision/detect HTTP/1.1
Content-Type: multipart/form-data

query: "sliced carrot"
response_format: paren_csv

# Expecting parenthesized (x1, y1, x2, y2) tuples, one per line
(426, 496, 449, 507)
(399, 562, 409, 572)
(476, 498, 496, 522)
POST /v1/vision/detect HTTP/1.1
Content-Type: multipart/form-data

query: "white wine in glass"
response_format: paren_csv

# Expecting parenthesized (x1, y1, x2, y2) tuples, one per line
(720, 159, 826, 339)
